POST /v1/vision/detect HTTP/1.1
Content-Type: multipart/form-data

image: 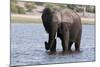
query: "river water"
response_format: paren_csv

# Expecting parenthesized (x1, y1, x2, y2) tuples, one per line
(11, 23, 95, 66)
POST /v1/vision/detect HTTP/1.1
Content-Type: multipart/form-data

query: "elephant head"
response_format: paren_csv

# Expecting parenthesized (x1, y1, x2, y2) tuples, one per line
(42, 8, 59, 52)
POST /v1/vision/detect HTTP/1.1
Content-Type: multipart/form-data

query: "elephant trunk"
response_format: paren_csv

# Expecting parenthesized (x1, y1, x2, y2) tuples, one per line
(45, 32, 57, 50)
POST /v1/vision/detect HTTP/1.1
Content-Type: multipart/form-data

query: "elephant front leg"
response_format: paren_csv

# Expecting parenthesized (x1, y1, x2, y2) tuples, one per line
(50, 39, 56, 52)
(45, 32, 56, 53)
(45, 41, 49, 50)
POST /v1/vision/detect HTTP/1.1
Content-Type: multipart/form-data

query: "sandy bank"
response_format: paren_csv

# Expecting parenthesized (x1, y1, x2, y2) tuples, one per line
(11, 14, 95, 24)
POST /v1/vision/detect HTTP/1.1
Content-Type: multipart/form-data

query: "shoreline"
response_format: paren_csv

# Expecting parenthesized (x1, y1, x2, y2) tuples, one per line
(11, 14, 95, 25)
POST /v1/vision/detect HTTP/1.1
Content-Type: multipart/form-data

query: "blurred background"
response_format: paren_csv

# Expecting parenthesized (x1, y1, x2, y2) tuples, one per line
(11, 0, 95, 24)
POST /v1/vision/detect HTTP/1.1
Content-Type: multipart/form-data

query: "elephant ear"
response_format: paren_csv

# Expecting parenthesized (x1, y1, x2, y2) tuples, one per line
(42, 8, 52, 22)
(42, 8, 53, 33)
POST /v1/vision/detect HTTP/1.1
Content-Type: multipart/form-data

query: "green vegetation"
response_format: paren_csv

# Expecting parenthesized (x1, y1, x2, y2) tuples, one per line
(11, 0, 36, 14)
(44, 3, 61, 9)
(11, 0, 95, 14)
(11, 0, 26, 14)
(67, 4, 76, 10)
(17, 6, 26, 14)
(11, 0, 95, 25)
(11, 0, 18, 13)
(86, 6, 95, 13)
(25, 2, 36, 12)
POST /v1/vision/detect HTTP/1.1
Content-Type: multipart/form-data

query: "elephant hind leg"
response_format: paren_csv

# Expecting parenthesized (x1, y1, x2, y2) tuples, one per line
(75, 30, 82, 52)
(75, 41, 80, 51)
(68, 41, 73, 51)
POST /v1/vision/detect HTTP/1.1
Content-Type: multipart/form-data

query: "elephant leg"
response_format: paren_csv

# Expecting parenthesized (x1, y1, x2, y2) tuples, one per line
(45, 41, 49, 50)
(61, 31, 69, 52)
(59, 23, 69, 53)
(61, 39, 67, 52)
(68, 41, 73, 51)
(75, 41, 80, 51)
(45, 32, 56, 52)
(75, 30, 82, 52)
(45, 38, 56, 51)
(50, 39, 56, 52)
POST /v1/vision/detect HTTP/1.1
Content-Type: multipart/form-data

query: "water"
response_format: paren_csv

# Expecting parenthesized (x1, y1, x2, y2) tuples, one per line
(11, 23, 95, 66)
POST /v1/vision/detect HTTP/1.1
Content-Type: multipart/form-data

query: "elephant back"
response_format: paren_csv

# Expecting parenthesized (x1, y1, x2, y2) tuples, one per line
(61, 9, 73, 24)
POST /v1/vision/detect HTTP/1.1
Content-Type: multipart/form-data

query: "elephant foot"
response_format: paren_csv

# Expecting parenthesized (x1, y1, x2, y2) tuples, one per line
(62, 50, 76, 55)
(75, 49, 82, 53)
(48, 51, 56, 55)
(75, 48, 81, 52)
(45, 41, 49, 50)
(59, 51, 68, 55)
(68, 49, 73, 52)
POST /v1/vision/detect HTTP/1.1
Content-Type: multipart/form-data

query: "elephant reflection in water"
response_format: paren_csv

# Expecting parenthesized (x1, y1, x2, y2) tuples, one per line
(41, 8, 82, 54)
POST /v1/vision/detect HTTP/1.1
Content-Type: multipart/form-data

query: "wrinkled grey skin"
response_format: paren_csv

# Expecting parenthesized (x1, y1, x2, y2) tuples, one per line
(41, 8, 82, 53)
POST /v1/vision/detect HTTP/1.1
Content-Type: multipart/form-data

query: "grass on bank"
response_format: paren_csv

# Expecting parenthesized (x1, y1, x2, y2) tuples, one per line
(11, 16, 95, 25)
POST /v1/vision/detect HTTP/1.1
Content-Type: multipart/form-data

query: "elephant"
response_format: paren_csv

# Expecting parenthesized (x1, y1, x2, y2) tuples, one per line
(41, 7, 82, 53)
